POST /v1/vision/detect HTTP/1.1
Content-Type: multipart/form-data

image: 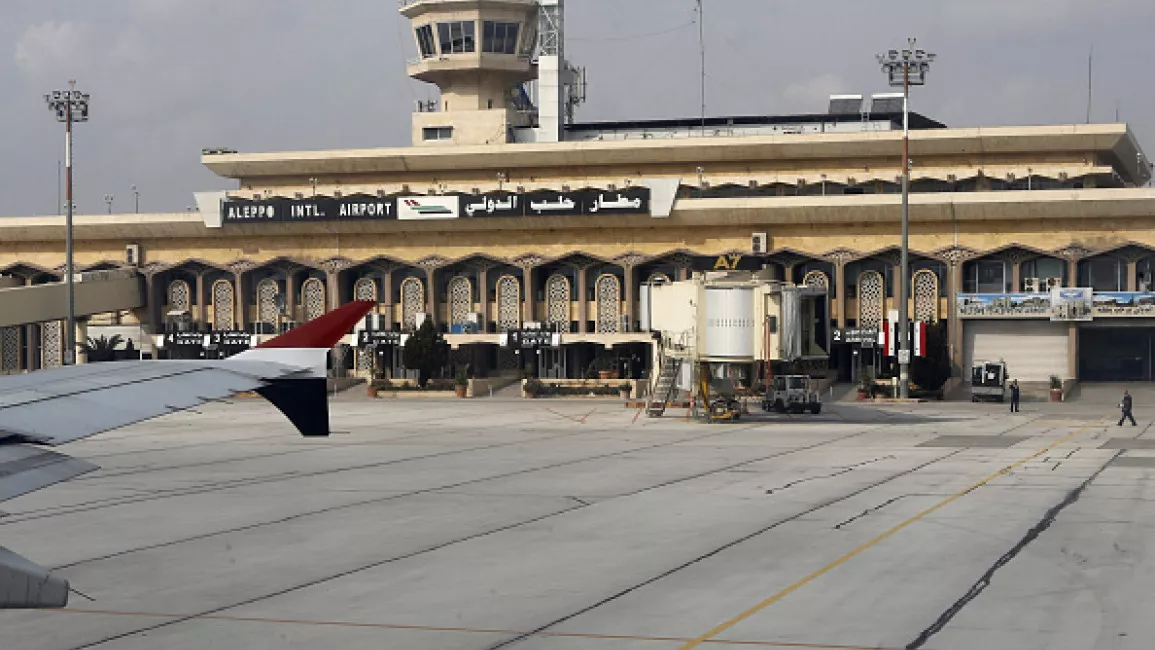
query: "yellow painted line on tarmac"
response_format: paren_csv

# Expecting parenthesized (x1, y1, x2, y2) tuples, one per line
(55, 607, 911, 648)
(677, 416, 1106, 649)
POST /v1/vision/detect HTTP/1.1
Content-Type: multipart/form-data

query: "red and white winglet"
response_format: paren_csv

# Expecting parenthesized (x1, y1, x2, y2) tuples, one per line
(230, 300, 376, 437)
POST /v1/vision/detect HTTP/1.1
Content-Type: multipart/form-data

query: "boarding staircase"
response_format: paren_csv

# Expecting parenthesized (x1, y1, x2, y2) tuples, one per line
(646, 329, 694, 418)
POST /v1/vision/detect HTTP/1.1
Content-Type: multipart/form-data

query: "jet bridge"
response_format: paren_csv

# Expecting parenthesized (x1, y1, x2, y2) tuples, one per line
(0, 269, 145, 329)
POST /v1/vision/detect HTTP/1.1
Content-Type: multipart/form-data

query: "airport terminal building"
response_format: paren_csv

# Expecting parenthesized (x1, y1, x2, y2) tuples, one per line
(2, 0, 1155, 395)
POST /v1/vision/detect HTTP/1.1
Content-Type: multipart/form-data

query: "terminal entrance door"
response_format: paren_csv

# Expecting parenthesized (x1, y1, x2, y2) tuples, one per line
(1080, 327, 1155, 382)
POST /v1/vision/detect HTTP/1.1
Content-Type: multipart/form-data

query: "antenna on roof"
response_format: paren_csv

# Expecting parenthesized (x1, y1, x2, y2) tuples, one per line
(697, 0, 706, 131)
(1086, 44, 1093, 124)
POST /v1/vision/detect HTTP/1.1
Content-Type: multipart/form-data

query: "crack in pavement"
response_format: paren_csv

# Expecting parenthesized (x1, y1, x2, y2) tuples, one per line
(904, 448, 1124, 649)
(765, 456, 897, 495)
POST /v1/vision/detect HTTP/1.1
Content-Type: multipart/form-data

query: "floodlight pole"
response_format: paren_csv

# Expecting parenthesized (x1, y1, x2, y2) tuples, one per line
(45, 81, 89, 366)
(877, 40, 934, 400)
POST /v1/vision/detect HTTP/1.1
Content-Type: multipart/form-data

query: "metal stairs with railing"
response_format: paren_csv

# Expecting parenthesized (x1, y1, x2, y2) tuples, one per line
(647, 356, 684, 417)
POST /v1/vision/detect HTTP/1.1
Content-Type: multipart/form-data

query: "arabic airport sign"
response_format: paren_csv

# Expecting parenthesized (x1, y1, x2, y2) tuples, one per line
(222, 188, 650, 224)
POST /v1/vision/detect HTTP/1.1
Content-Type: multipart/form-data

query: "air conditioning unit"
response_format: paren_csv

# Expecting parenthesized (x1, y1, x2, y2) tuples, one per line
(1023, 277, 1041, 293)
(751, 232, 767, 255)
(1045, 277, 1063, 291)
(125, 244, 141, 266)
(415, 312, 429, 329)
(466, 312, 482, 324)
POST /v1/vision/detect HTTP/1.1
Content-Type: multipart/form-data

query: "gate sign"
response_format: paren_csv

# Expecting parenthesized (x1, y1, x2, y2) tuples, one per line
(504, 330, 560, 349)
(164, 332, 206, 348)
(358, 331, 406, 347)
(832, 328, 878, 345)
(209, 331, 255, 348)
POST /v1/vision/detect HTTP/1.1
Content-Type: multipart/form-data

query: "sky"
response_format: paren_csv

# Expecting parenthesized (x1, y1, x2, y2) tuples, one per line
(2, 0, 1153, 217)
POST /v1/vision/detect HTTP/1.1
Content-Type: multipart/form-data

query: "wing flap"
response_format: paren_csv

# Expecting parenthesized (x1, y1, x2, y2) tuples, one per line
(0, 445, 98, 502)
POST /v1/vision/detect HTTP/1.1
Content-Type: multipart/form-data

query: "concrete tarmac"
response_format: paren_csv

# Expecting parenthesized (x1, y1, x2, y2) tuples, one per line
(0, 396, 1150, 649)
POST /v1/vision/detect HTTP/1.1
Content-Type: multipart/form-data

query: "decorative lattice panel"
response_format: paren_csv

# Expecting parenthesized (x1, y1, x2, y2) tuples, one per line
(913, 270, 939, 322)
(546, 275, 570, 328)
(257, 278, 279, 326)
(497, 275, 521, 331)
(401, 277, 424, 330)
(302, 278, 326, 321)
(354, 277, 377, 302)
(803, 270, 830, 292)
(168, 280, 191, 313)
(448, 276, 472, 325)
(858, 271, 884, 328)
(355, 277, 379, 374)
(596, 274, 621, 333)
(41, 321, 62, 369)
(1, 327, 19, 371)
(212, 280, 234, 330)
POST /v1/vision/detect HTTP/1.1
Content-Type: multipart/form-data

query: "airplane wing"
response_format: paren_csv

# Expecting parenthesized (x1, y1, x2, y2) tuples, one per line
(0, 300, 375, 609)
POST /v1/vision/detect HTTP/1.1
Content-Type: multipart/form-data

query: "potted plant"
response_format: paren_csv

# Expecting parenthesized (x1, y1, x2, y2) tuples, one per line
(367, 382, 379, 398)
(454, 368, 469, 398)
(592, 354, 616, 380)
(1049, 375, 1063, 402)
(524, 378, 543, 399)
(619, 381, 633, 400)
(856, 373, 873, 401)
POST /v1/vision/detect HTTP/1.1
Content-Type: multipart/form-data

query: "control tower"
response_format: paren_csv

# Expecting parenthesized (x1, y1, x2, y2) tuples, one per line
(400, 0, 576, 146)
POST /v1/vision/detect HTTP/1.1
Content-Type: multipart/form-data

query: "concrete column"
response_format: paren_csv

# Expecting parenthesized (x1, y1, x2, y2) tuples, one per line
(233, 272, 246, 330)
(1067, 260, 1078, 289)
(326, 271, 339, 311)
(623, 265, 636, 332)
(947, 263, 964, 378)
(522, 266, 536, 324)
(477, 268, 489, 333)
(1127, 260, 1138, 292)
(381, 270, 394, 329)
(145, 274, 163, 336)
(424, 268, 438, 327)
(75, 320, 88, 365)
(1068, 322, 1078, 380)
(892, 266, 902, 314)
(577, 266, 590, 334)
(285, 272, 297, 322)
(1011, 260, 1022, 293)
(677, 266, 689, 281)
(24, 324, 35, 371)
(195, 273, 207, 326)
(835, 262, 848, 328)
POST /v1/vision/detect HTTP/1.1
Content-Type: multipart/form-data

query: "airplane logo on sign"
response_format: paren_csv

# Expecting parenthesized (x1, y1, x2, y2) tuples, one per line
(402, 199, 453, 216)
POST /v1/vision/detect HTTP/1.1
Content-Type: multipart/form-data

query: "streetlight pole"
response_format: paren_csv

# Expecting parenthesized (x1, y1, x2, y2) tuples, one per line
(104, 194, 114, 214)
(45, 81, 90, 366)
(132, 184, 139, 213)
(877, 40, 935, 399)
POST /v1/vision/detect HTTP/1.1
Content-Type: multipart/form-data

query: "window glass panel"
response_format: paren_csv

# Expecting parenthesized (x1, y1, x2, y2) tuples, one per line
(437, 21, 475, 54)
(482, 22, 519, 54)
(975, 260, 1005, 293)
(437, 23, 451, 52)
(483, 21, 496, 52)
(416, 25, 436, 58)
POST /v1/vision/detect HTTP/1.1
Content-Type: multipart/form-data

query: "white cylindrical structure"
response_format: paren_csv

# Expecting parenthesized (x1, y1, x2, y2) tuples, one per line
(703, 288, 755, 359)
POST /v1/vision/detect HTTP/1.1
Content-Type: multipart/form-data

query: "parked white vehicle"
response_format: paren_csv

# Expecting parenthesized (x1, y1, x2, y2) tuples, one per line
(762, 375, 822, 414)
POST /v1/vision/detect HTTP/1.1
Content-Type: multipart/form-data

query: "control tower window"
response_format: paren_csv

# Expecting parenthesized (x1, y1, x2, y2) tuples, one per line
(437, 21, 476, 54)
(483, 21, 520, 54)
(416, 25, 436, 58)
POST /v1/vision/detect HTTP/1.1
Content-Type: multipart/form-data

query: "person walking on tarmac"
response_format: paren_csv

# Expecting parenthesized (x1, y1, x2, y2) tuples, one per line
(1119, 390, 1137, 427)
(1009, 379, 1021, 413)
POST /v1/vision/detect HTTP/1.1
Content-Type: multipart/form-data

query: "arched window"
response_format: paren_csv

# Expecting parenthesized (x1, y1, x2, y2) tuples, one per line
(211, 280, 234, 330)
(546, 274, 571, 328)
(496, 275, 521, 331)
(596, 274, 622, 333)
(857, 271, 884, 328)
